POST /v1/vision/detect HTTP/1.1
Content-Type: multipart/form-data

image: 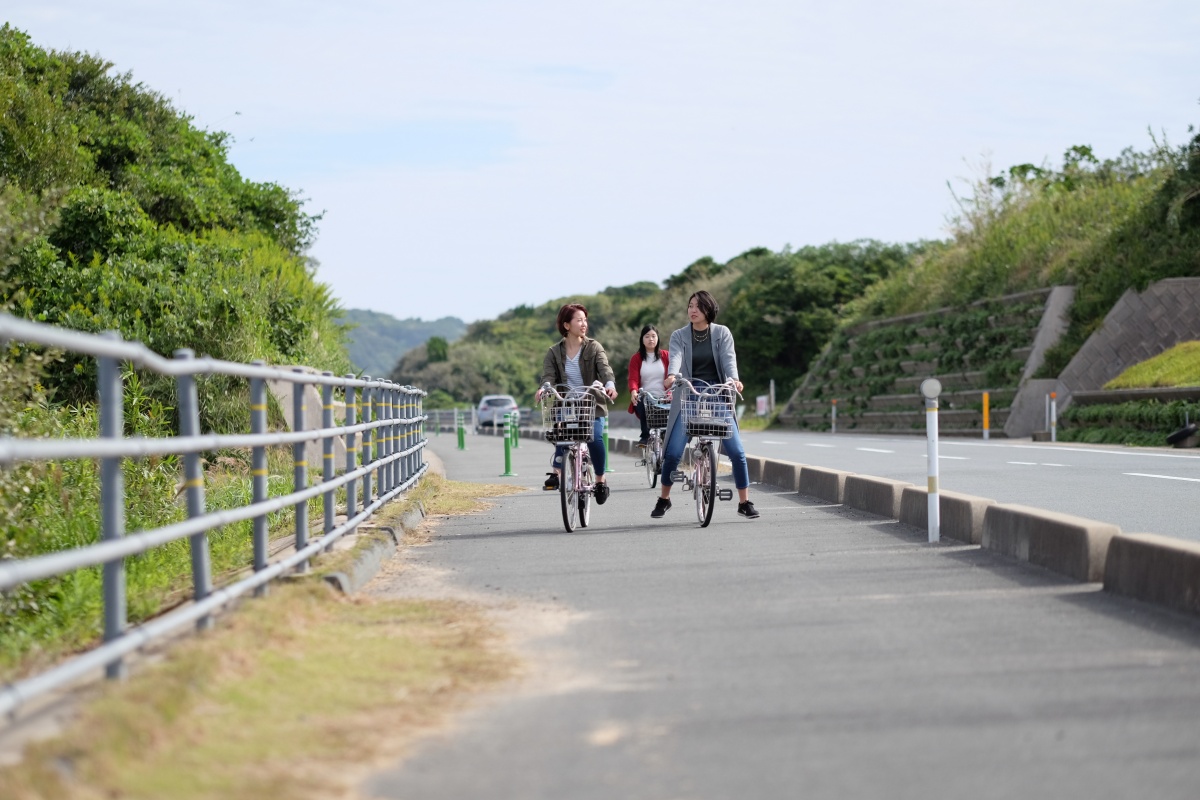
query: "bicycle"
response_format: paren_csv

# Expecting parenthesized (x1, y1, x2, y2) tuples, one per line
(669, 378, 740, 527)
(635, 387, 671, 489)
(539, 383, 608, 532)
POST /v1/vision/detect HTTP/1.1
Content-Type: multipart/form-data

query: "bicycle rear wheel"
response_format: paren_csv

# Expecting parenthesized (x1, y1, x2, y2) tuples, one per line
(695, 441, 716, 527)
(579, 453, 594, 528)
(560, 448, 578, 532)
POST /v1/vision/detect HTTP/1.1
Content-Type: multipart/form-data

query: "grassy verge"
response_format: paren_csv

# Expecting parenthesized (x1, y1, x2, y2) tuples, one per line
(0, 476, 524, 800)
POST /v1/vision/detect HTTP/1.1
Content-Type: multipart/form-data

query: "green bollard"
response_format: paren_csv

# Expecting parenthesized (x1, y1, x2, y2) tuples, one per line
(602, 415, 613, 473)
(456, 409, 466, 450)
(500, 420, 517, 477)
(511, 411, 520, 449)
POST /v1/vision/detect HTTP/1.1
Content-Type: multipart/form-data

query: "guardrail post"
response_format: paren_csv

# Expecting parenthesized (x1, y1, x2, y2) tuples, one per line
(361, 378, 374, 507)
(344, 376, 358, 521)
(176, 349, 213, 628)
(292, 368, 309, 572)
(322, 373, 335, 551)
(250, 361, 269, 597)
(416, 390, 425, 473)
(99, 332, 127, 679)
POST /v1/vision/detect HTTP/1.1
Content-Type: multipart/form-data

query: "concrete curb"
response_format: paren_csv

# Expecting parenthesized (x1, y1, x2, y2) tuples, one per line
(798, 466, 852, 504)
(1103, 532, 1200, 615)
(843, 475, 913, 519)
(981, 503, 1118, 583)
(898, 488, 996, 545)
(323, 503, 426, 594)
(760, 459, 804, 493)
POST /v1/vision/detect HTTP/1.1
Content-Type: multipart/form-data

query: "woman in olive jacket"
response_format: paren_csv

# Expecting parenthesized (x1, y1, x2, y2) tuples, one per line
(536, 303, 618, 502)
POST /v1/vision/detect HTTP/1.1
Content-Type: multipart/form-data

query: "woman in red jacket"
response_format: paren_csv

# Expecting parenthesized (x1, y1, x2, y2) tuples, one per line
(627, 324, 669, 445)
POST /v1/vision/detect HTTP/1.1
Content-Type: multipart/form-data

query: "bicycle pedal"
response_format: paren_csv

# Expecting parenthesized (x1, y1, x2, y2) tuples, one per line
(670, 471, 686, 483)
(717, 488, 734, 501)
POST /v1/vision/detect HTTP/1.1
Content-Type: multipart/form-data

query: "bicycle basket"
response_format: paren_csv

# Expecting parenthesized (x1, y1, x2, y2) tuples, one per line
(645, 398, 670, 429)
(681, 385, 735, 438)
(541, 391, 596, 443)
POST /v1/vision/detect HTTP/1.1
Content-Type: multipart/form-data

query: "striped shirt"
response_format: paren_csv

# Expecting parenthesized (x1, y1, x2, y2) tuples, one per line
(564, 351, 584, 389)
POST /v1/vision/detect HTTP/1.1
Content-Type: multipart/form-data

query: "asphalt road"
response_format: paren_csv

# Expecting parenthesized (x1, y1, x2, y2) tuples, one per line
(363, 435, 1200, 800)
(734, 429, 1200, 544)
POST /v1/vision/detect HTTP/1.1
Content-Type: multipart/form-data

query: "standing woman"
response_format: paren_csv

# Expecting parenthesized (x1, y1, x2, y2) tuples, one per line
(651, 290, 758, 520)
(536, 303, 619, 503)
(627, 324, 669, 445)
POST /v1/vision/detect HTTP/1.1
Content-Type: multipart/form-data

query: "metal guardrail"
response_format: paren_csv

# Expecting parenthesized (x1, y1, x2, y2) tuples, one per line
(0, 313, 429, 717)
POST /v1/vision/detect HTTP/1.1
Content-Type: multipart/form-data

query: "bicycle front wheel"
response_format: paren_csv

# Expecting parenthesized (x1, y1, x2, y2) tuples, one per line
(560, 448, 578, 532)
(644, 436, 659, 488)
(579, 453, 594, 528)
(695, 441, 716, 527)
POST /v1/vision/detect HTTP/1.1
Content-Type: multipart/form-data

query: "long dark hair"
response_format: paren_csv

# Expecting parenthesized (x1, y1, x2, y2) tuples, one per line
(637, 324, 661, 362)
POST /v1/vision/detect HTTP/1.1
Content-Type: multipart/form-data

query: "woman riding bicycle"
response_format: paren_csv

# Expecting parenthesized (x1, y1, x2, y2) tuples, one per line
(651, 290, 758, 520)
(627, 324, 669, 445)
(536, 303, 619, 503)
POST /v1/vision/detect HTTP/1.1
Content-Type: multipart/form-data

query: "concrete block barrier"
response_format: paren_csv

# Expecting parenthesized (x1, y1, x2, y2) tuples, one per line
(798, 466, 852, 504)
(981, 504, 1119, 583)
(898, 488, 996, 545)
(844, 475, 913, 519)
(746, 456, 766, 484)
(1103, 533, 1200, 615)
(760, 459, 804, 493)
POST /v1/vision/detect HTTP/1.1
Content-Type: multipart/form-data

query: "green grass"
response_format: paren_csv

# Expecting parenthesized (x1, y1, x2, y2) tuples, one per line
(1105, 341, 1200, 388)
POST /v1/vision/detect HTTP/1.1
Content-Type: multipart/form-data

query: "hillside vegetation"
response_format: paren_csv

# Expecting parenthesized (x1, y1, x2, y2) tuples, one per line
(340, 308, 466, 377)
(0, 24, 351, 433)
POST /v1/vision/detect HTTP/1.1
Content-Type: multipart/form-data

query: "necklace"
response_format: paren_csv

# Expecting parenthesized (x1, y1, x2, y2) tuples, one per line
(692, 327, 709, 343)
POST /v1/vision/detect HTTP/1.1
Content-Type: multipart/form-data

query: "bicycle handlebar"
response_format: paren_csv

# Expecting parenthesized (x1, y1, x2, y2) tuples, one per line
(538, 382, 614, 404)
(670, 376, 743, 400)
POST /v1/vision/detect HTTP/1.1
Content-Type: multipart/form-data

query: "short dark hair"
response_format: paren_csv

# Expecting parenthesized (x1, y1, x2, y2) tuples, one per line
(690, 290, 719, 323)
(637, 324, 660, 362)
(556, 303, 588, 336)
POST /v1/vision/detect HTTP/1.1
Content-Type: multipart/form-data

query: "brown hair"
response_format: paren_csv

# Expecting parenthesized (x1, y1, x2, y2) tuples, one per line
(556, 303, 588, 336)
(689, 290, 719, 323)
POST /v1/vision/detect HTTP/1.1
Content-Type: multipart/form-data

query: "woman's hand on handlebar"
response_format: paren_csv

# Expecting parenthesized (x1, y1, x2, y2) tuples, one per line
(663, 374, 676, 391)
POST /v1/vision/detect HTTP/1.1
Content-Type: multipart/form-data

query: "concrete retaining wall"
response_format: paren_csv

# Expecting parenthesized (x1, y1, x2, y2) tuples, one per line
(798, 466, 852, 504)
(898, 488, 996, 545)
(981, 504, 1118, 582)
(843, 475, 912, 519)
(1104, 533, 1200, 615)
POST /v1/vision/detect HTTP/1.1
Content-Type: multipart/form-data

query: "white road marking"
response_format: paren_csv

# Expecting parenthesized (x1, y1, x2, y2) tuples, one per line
(1041, 463, 1069, 467)
(760, 440, 788, 445)
(857, 447, 894, 454)
(1125, 472, 1200, 483)
(1007, 461, 1037, 465)
(805, 443, 836, 448)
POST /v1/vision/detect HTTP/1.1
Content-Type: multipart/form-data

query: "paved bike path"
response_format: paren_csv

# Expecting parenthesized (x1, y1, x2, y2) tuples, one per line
(364, 433, 1200, 799)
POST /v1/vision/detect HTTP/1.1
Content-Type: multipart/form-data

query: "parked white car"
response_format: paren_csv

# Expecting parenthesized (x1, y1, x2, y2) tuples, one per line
(476, 394, 519, 430)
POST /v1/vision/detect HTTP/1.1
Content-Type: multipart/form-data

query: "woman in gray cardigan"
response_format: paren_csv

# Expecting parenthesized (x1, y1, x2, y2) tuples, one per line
(651, 290, 758, 520)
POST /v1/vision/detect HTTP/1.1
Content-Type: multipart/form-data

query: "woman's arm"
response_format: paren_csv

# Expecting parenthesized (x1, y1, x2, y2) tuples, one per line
(627, 352, 641, 393)
(540, 345, 559, 388)
(716, 326, 743, 392)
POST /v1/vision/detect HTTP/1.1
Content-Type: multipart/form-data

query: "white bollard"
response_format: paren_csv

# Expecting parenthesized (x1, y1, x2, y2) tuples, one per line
(921, 379, 941, 543)
(1050, 391, 1057, 443)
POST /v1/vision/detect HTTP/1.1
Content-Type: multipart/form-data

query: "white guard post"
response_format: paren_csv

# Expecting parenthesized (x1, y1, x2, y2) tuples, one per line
(1050, 391, 1058, 443)
(920, 378, 942, 543)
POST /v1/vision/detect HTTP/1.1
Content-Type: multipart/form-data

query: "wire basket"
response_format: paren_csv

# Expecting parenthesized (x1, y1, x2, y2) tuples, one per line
(645, 395, 670, 429)
(681, 384, 735, 438)
(541, 391, 596, 443)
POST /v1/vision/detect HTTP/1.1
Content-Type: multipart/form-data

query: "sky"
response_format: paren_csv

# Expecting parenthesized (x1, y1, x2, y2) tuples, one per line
(5, 1, 1199, 323)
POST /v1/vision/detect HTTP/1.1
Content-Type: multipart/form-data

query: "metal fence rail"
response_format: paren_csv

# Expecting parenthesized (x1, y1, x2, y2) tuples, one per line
(0, 313, 429, 717)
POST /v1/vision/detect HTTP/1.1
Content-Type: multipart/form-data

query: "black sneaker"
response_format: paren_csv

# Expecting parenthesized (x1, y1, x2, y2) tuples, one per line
(543, 473, 559, 491)
(737, 501, 760, 519)
(651, 497, 671, 518)
(594, 482, 610, 505)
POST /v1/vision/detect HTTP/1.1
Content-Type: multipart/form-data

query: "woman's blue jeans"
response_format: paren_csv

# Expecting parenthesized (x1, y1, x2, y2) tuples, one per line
(659, 417, 749, 490)
(551, 418, 607, 476)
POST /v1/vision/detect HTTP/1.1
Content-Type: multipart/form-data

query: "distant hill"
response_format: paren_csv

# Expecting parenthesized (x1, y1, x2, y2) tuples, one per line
(340, 309, 467, 377)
